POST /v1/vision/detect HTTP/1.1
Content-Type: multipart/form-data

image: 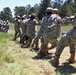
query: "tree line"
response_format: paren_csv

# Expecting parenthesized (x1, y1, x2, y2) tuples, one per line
(0, 0, 76, 22)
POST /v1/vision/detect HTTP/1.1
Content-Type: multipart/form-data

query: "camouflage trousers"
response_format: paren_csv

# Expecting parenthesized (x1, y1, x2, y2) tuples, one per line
(55, 28, 76, 57)
(40, 36, 58, 50)
(26, 34, 35, 45)
(13, 28, 20, 41)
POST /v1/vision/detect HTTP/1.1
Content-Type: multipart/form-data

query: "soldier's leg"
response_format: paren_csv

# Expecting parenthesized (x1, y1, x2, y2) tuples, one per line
(51, 36, 69, 66)
(32, 38, 39, 51)
(34, 39, 39, 48)
(67, 43, 76, 63)
(20, 34, 25, 44)
(24, 36, 33, 47)
(28, 38, 33, 46)
(38, 38, 49, 56)
(49, 39, 58, 49)
(13, 31, 18, 41)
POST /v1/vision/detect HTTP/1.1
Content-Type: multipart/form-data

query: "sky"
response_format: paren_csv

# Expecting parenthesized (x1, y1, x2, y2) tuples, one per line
(0, 0, 41, 16)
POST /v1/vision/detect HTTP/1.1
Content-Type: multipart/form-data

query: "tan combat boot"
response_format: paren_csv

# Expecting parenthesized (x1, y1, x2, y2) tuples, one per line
(67, 53, 76, 63)
(39, 49, 48, 56)
(51, 55, 59, 66)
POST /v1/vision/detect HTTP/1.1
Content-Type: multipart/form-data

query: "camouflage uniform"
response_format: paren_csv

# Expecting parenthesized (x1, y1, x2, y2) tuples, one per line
(26, 17, 38, 46)
(51, 13, 76, 66)
(33, 7, 53, 51)
(20, 15, 28, 44)
(0, 20, 4, 31)
(39, 13, 61, 56)
(5, 20, 10, 32)
(55, 15, 76, 57)
(13, 16, 21, 41)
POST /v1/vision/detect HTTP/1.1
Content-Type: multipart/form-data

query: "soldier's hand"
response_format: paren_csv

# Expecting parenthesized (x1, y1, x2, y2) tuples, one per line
(57, 20, 62, 24)
(47, 26, 51, 28)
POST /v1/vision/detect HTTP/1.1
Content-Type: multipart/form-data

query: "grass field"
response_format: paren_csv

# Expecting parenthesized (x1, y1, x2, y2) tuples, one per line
(0, 24, 76, 75)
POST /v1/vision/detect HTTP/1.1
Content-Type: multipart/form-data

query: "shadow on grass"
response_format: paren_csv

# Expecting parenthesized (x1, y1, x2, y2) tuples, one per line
(55, 63, 76, 75)
(32, 53, 54, 60)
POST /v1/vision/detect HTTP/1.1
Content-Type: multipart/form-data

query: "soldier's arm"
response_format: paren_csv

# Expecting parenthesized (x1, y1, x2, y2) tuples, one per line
(34, 19, 41, 26)
(35, 25, 44, 39)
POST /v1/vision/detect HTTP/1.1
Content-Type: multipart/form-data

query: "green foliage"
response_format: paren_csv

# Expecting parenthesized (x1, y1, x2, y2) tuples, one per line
(38, 0, 51, 20)
(0, 7, 13, 22)
(29, 7, 35, 15)
(14, 6, 26, 17)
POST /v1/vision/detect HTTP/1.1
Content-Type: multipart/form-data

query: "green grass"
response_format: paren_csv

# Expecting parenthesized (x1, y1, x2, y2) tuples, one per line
(61, 25, 72, 33)
(0, 24, 75, 75)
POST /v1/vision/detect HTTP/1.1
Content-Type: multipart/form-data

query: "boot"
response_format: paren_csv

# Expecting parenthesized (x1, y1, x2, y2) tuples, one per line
(39, 48, 49, 56)
(67, 53, 76, 63)
(32, 44, 39, 51)
(49, 45, 56, 49)
(51, 55, 59, 67)
(20, 40, 24, 44)
(12, 38, 16, 41)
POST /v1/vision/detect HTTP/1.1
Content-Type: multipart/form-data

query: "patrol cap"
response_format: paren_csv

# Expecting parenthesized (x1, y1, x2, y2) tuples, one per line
(46, 7, 53, 12)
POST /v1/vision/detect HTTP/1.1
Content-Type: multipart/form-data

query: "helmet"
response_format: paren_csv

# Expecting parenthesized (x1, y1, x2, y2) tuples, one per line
(30, 13, 36, 19)
(17, 15, 20, 18)
(52, 8, 58, 13)
(22, 15, 26, 18)
(46, 7, 53, 13)
(15, 15, 20, 19)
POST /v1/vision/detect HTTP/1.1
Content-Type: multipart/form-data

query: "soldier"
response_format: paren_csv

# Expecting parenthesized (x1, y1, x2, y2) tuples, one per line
(3, 21, 6, 32)
(36, 8, 62, 58)
(22, 13, 38, 48)
(1, 20, 4, 31)
(13, 16, 21, 41)
(20, 15, 28, 44)
(5, 20, 10, 32)
(31, 7, 53, 51)
(0, 20, 1, 31)
(51, 13, 76, 66)
(48, 8, 61, 49)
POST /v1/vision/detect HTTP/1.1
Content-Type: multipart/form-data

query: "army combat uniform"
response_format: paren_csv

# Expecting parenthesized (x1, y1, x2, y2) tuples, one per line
(51, 13, 76, 66)
(13, 16, 21, 41)
(20, 15, 28, 44)
(25, 14, 38, 47)
(38, 13, 61, 56)
(32, 7, 53, 51)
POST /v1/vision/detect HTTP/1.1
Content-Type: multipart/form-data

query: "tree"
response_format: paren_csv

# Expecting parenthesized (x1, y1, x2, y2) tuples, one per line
(25, 4, 31, 15)
(34, 4, 39, 14)
(0, 11, 5, 20)
(59, 3, 67, 17)
(72, 0, 76, 13)
(29, 7, 35, 15)
(0, 7, 13, 22)
(66, 5, 72, 16)
(14, 6, 26, 17)
(38, 0, 51, 20)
